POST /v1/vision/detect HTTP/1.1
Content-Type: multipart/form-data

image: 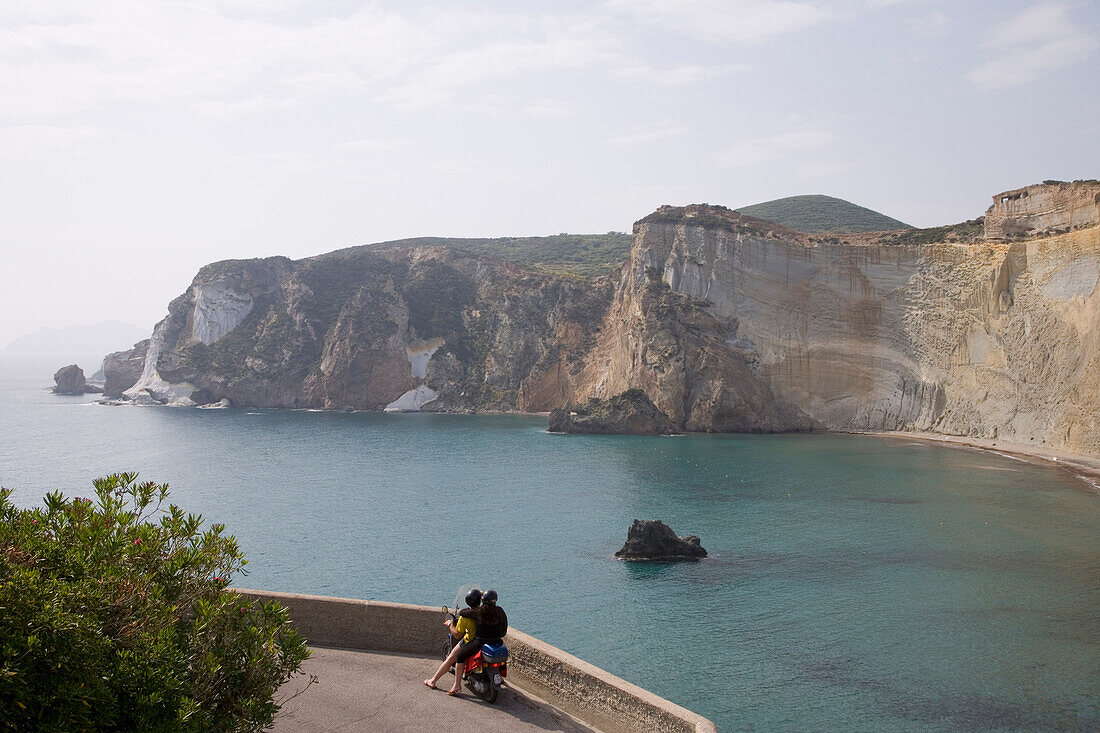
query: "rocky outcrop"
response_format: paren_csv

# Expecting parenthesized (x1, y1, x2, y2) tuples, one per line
(985, 181, 1100, 240)
(558, 206, 821, 433)
(574, 196, 1098, 455)
(615, 519, 707, 561)
(52, 365, 101, 394)
(116, 247, 611, 411)
(548, 389, 677, 435)
(102, 340, 149, 398)
(111, 181, 1100, 457)
(52, 364, 87, 394)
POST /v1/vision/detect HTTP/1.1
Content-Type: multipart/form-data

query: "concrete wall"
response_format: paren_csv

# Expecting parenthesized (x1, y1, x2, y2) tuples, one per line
(234, 588, 716, 733)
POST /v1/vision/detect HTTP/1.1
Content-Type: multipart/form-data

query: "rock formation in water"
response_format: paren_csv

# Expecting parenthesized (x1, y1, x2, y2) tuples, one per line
(102, 181, 1100, 457)
(52, 364, 101, 395)
(615, 519, 707, 561)
(53, 364, 86, 394)
(548, 389, 677, 435)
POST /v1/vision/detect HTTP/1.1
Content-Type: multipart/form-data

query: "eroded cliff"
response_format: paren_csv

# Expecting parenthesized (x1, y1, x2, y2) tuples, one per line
(108, 182, 1100, 456)
(122, 245, 611, 412)
(564, 193, 1099, 454)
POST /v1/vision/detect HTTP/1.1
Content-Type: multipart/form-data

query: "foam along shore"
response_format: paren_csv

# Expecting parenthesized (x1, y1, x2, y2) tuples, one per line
(860, 430, 1100, 494)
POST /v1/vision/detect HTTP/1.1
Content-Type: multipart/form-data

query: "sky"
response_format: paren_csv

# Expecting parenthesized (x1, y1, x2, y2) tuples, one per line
(1, 0, 1097, 346)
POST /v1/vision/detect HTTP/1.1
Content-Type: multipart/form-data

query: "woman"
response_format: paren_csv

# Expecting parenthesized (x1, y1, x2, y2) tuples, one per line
(424, 588, 481, 695)
(468, 588, 507, 646)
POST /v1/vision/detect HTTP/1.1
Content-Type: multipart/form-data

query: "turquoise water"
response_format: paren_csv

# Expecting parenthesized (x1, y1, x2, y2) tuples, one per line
(2, 355, 1098, 731)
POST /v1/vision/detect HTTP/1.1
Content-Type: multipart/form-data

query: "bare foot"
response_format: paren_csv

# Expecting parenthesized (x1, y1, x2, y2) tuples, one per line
(423, 679, 438, 689)
(447, 686, 461, 695)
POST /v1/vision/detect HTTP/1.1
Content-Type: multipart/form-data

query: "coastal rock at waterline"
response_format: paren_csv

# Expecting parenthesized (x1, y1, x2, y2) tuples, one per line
(52, 364, 90, 395)
(121, 247, 611, 412)
(615, 519, 707, 561)
(548, 389, 677, 435)
(102, 339, 149, 398)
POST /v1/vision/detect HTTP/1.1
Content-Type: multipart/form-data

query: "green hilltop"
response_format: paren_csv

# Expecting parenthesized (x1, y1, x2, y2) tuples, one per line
(736, 194, 912, 233)
(357, 193, 914, 279)
(366, 233, 633, 278)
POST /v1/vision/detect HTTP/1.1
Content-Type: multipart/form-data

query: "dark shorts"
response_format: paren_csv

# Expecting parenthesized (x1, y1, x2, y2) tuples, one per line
(455, 638, 480, 663)
(457, 637, 504, 663)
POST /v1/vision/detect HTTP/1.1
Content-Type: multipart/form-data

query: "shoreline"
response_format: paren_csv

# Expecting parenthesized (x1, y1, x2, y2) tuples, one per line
(72, 393, 1100, 494)
(855, 430, 1100, 494)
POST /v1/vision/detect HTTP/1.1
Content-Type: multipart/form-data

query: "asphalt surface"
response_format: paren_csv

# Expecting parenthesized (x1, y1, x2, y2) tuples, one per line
(270, 646, 596, 732)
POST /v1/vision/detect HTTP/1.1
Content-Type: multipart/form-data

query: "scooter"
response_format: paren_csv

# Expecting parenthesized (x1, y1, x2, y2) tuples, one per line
(442, 585, 509, 704)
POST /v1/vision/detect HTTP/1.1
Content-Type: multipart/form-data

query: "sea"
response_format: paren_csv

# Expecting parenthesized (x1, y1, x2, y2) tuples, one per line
(2, 354, 1097, 732)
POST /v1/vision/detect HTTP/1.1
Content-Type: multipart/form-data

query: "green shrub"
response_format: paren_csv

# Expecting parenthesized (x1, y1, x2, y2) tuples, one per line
(0, 474, 309, 732)
(879, 218, 985, 246)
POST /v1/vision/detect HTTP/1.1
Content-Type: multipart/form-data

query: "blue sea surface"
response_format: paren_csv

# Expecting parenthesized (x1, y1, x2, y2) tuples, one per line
(2, 355, 1098, 731)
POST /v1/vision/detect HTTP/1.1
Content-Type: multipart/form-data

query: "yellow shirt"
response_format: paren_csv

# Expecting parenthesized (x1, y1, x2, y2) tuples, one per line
(456, 615, 476, 644)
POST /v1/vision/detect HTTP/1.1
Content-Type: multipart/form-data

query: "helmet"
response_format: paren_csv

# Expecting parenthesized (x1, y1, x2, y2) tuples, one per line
(482, 589, 498, 605)
(465, 589, 483, 608)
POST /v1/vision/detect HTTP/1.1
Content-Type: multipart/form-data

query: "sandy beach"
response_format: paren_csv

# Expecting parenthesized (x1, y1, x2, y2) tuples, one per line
(859, 430, 1100, 495)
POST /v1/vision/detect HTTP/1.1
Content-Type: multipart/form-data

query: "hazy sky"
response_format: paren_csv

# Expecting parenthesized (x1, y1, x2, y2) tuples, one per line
(2, 0, 1097, 346)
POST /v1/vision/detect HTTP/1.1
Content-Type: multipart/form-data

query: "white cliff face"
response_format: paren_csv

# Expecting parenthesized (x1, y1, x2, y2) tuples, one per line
(122, 277, 254, 405)
(384, 339, 444, 412)
(192, 282, 253, 344)
(122, 318, 196, 405)
(384, 385, 440, 412)
(407, 339, 443, 379)
(636, 222, 931, 430)
(628, 213, 1100, 454)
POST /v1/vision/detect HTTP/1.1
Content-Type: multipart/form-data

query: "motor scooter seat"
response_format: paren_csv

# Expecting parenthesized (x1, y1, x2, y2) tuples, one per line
(480, 641, 508, 662)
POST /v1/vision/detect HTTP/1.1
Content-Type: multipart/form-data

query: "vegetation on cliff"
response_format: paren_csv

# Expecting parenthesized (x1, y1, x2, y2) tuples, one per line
(0, 474, 309, 731)
(354, 233, 632, 278)
(877, 218, 984, 245)
(736, 194, 912, 233)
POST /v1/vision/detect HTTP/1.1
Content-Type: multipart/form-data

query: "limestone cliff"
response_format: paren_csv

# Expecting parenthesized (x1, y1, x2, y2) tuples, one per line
(110, 181, 1100, 457)
(560, 214, 815, 433)
(119, 245, 610, 412)
(984, 181, 1100, 240)
(566, 185, 1099, 454)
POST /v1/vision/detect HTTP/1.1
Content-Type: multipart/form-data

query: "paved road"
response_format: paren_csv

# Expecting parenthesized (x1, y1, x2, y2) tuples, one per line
(271, 646, 596, 732)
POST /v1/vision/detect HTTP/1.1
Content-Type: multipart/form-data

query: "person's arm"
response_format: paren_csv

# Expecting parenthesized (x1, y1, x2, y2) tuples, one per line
(501, 609, 508, 637)
(446, 619, 462, 639)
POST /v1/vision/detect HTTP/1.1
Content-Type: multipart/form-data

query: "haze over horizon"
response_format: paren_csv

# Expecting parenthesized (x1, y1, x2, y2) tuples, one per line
(2, 0, 1097, 346)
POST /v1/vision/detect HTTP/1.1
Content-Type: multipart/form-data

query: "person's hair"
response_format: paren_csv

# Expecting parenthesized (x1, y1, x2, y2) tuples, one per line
(477, 603, 504, 625)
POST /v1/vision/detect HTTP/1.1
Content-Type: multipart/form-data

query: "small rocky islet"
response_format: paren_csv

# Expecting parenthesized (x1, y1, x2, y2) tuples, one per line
(51, 364, 102, 395)
(64, 181, 1100, 455)
(615, 519, 707, 562)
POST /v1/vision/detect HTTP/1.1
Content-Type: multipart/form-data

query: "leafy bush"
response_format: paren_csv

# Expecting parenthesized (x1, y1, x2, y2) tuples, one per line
(0, 474, 309, 732)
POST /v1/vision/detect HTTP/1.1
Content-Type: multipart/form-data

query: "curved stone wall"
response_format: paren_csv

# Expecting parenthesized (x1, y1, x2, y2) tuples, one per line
(233, 588, 716, 733)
